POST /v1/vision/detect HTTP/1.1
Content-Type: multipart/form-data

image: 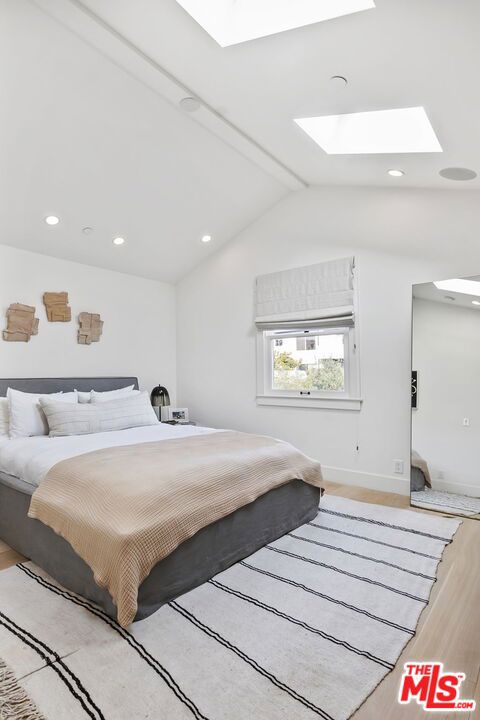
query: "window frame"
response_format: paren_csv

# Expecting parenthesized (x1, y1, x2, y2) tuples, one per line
(256, 325, 362, 411)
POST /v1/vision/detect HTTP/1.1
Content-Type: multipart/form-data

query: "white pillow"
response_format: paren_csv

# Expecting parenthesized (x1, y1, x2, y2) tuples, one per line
(92, 388, 139, 403)
(76, 385, 136, 403)
(0, 397, 9, 437)
(40, 391, 157, 437)
(7, 388, 78, 438)
(76, 390, 93, 403)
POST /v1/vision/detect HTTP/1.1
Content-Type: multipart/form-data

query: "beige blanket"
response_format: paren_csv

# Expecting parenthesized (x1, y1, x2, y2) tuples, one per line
(28, 430, 323, 627)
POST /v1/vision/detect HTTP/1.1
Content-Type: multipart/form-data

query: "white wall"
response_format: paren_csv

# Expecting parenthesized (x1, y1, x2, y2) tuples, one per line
(0, 244, 176, 399)
(177, 186, 480, 494)
(412, 298, 480, 496)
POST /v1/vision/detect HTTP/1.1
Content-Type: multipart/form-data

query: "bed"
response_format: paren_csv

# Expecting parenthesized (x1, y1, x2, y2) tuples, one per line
(411, 450, 432, 492)
(0, 377, 321, 624)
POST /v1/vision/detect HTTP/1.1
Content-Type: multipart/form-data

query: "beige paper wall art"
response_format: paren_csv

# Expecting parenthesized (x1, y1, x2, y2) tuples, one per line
(3, 303, 39, 342)
(78, 312, 103, 345)
(43, 292, 71, 322)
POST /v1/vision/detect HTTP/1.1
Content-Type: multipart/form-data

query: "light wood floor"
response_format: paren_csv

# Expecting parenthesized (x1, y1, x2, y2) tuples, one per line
(323, 482, 480, 720)
(1, 482, 479, 720)
(0, 538, 23, 570)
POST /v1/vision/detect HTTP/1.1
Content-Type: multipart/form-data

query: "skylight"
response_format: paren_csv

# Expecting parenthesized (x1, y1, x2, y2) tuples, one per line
(175, 0, 375, 47)
(294, 107, 443, 155)
(434, 279, 480, 297)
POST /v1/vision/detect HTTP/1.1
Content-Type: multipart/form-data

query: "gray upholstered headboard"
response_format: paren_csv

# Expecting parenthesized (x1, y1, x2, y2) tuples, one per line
(0, 377, 139, 397)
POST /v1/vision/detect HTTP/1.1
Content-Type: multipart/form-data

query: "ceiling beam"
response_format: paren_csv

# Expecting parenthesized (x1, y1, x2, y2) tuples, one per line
(31, 0, 307, 191)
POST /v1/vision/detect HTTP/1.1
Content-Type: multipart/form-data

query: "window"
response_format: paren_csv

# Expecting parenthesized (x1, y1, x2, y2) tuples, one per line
(257, 325, 359, 409)
(295, 336, 316, 352)
(276, 332, 345, 392)
(255, 257, 361, 410)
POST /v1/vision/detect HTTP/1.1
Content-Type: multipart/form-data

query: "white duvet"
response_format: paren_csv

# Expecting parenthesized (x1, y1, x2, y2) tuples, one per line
(0, 423, 219, 488)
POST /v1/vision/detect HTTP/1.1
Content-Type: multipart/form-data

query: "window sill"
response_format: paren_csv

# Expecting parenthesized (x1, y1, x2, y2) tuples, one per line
(256, 395, 363, 411)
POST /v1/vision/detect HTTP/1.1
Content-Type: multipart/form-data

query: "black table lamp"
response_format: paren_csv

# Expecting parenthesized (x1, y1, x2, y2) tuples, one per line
(150, 384, 170, 409)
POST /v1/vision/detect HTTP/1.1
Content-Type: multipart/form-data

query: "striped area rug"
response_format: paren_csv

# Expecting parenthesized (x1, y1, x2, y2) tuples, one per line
(0, 496, 461, 720)
(411, 488, 480, 517)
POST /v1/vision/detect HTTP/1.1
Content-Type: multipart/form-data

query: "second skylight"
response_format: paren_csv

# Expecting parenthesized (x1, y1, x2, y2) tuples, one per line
(294, 107, 443, 155)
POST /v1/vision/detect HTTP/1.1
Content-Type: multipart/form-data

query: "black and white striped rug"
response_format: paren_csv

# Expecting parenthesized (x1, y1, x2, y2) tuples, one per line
(411, 488, 480, 517)
(0, 496, 461, 720)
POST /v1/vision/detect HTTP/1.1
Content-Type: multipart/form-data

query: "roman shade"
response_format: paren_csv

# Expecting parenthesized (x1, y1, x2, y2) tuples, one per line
(255, 256, 355, 329)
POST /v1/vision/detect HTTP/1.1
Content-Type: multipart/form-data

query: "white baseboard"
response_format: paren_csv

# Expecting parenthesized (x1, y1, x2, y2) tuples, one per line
(433, 479, 480, 498)
(322, 465, 410, 496)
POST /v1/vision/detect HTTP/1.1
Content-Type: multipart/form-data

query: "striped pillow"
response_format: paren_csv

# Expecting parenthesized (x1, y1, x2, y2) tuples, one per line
(39, 392, 158, 437)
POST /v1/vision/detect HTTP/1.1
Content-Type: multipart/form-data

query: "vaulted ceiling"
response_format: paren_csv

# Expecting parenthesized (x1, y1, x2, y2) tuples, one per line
(1, 0, 479, 282)
(0, 0, 288, 283)
(65, 0, 480, 190)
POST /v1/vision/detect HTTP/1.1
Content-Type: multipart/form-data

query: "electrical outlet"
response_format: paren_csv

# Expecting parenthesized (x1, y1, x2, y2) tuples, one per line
(394, 459, 404, 475)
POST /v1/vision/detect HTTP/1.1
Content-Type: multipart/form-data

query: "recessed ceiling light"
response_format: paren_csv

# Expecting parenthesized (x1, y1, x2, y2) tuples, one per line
(201, 234, 212, 243)
(175, 0, 375, 47)
(179, 97, 202, 112)
(45, 215, 59, 225)
(113, 237, 126, 246)
(439, 167, 477, 181)
(82, 227, 94, 235)
(444, 295, 456, 302)
(434, 279, 480, 297)
(294, 107, 442, 155)
(472, 300, 480, 306)
(388, 169, 405, 177)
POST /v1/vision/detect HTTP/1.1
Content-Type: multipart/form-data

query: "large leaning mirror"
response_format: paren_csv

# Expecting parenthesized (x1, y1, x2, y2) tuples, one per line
(411, 276, 480, 519)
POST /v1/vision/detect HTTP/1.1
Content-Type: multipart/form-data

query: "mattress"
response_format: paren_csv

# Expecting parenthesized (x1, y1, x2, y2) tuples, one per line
(0, 423, 221, 488)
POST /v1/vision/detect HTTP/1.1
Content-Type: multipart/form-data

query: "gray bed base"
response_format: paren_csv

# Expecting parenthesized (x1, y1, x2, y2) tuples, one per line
(411, 466, 427, 492)
(0, 377, 321, 623)
(0, 475, 320, 622)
